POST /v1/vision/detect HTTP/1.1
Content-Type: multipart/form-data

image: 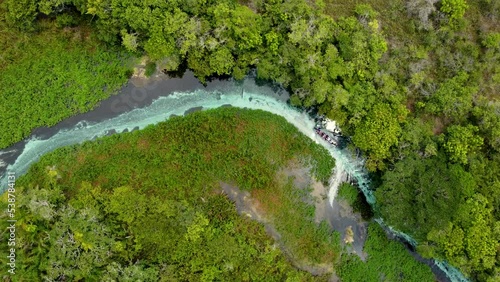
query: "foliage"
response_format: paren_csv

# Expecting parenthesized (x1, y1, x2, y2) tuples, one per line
(0, 108, 337, 280)
(3, 0, 38, 30)
(440, 0, 468, 26)
(443, 124, 483, 164)
(263, 179, 341, 265)
(377, 151, 500, 278)
(121, 30, 139, 52)
(337, 183, 373, 220)
(376, 153, 476, 239)
(144, 61, 156, 78)
(337, 183, 359, 206)
(424, 72, 476, 123)
(337, 223, 434, 281)
(352, 103, 405, 170)
(0, 17, 131, 149)
(2, 0, 500, 279)
(406, 0, 438, 30)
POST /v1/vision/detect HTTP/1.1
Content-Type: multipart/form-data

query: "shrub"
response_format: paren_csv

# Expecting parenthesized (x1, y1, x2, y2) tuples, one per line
(145, 61, 156, 77)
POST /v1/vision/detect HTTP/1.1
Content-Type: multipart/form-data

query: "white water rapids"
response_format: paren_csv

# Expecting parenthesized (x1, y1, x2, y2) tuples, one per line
(0, 77, 468, 282)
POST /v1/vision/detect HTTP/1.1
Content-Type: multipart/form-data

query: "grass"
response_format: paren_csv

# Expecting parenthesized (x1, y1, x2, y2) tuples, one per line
(0, 17, 132, 149)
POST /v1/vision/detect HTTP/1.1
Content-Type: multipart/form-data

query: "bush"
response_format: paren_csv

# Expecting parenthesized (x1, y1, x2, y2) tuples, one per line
(440, 0, 468, 27)
(337, 183, 358, 206)
(56, 13, 77, 28)
(145, 61, 156, 77)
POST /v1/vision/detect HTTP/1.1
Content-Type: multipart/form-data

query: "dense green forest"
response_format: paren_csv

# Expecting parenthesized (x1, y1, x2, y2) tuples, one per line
(1, 0, 499, 280)
(0, 109, 433, 280)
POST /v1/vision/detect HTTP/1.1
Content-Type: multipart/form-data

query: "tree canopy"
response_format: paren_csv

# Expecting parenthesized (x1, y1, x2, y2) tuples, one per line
(1, 0, 500, 280)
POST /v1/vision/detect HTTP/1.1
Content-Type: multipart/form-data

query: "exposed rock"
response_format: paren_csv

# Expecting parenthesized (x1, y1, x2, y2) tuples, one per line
(344, 226, 354, 244)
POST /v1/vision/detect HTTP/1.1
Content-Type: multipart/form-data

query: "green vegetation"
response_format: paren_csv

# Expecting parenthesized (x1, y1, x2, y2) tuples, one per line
(1, 108, 340, 280)
(144, 61, 157, 77)
(337, 223, 434, 281)
(376, 151, 500, 280)
(0, 10, 132, 149)
(440, 0, 468, 27)
(337, 183, 374, 220)
(337, 183, 359, 206)
(2, 0, 500, 280)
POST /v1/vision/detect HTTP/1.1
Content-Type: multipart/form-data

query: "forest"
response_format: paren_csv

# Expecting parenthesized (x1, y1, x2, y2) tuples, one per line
(0, 0, 499, 280)
(0, 108, 433, 280)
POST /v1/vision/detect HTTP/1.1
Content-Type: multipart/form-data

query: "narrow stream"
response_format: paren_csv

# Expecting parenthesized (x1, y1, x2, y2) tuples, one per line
(0, 71, 468, 282)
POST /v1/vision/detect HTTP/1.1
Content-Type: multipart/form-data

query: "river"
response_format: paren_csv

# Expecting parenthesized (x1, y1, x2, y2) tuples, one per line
(0, 71, 467, 282)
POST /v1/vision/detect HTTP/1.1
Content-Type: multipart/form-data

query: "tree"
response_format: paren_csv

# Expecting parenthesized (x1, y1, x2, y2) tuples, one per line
(457, 194, 498, 272)
(427, 222, 465, 260)
(4, 0, 38, 30)
(143, 28, 178, 61)
(444, 124, 483, 165)
(121, 30, 139, 52)
(440, 0, 468, 26)
(376, 153, 476, 239)
(38, 0, 71, 15)
(353, 103, 405, 171)
(473, 103, 500, 152)
(209, 47, 235, 75)
(210, 3, 263, 52)
(102, 262, 158, 281)
(406, 0, 439, 30)
(106, 186, 147, 224)
(425, 72, 476, 123)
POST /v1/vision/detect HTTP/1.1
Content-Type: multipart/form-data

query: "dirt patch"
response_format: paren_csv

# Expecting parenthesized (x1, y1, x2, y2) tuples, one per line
(220, 182, 335, 277)
(277, 162, 329, 224)
(248, 187, 280, 217)
(96, 153, 109, 162)
(432, 117, 446, 135)
(329, 199, 369, 261)
(234, 120, 248, 135)
(203, 151, 213, 162)
(220, 182, 275, 235)
(219, 158, 368, 278)
(115, 142, 131, 151)
(278, 165, 311, 190)
(130, 56, 165, 87)
(93, 175, 108, 187)
(130, 57, 148, 83)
